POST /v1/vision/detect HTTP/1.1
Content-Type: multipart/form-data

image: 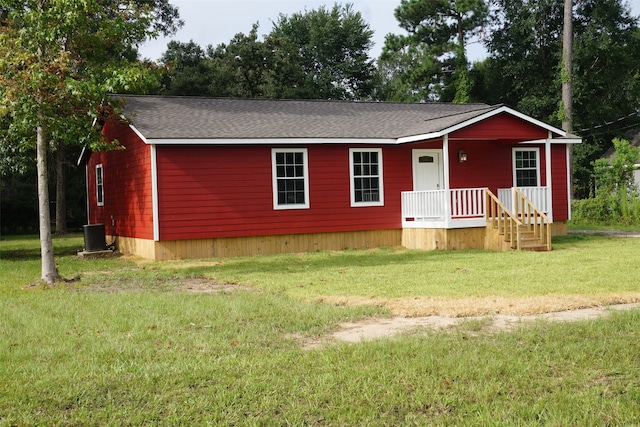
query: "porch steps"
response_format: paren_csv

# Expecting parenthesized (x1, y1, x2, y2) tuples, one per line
(518, 229, 549, 251)
(497, 226, 550, 251)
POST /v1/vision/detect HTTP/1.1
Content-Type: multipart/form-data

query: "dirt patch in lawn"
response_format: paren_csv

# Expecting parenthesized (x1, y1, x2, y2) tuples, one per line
(293, 301, 640, 349)
(294, 295, 640, 349)
(321, 293, 640, 317)
(176, 278, 254, 293)
(31, 275, 253, 294)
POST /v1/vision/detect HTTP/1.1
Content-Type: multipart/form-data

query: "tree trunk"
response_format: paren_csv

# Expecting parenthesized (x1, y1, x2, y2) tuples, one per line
(55, 141, 67, 235)
(562, 0, 574, 199)
(37, 122, 59, 285)
(562, 0, 573, 132)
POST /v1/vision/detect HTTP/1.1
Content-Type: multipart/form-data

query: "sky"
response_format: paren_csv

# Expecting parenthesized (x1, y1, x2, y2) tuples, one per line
(138, 0, 640, 63)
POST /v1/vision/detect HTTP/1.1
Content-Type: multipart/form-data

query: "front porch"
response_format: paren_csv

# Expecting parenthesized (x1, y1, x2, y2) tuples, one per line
(401, 187, 555, 251)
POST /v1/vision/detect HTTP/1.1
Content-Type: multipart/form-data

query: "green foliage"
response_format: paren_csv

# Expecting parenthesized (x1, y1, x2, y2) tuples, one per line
(209, 24, 274, 98)
(0, 0, 181, 152)
(571, 197, 616, 224)
(573, 138, 640, 225)
(380, 0, 489, 102)
(0, 0, 181, 280)
(476, 0, 640, 198)
(593, 138, 640, 195)
(159, 4, 376, 100)
(158, 40, 213, 96)
(375, 41, 440, 102)
(268, 4, 375, 100)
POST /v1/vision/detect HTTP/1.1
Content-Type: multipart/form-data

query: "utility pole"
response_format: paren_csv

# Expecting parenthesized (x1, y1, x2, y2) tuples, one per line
(562, 0, 573, 133)
(562, 0, 574, 198)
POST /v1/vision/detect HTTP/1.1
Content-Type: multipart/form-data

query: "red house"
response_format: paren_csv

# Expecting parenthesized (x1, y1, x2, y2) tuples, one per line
(84, 96, 580, 260)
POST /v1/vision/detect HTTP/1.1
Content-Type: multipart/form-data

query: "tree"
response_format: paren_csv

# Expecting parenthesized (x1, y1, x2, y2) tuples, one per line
(207, 24, 273, 98)
(265, 3, 376, 100)
(561, 0, 573, 134)
(562, 0, 574, 200)
(381, 0, 489, 102)
(158, 4, 376, 101)
(159, 40, 213, 96)
(0, 0, 180, 284)
(478, 0, 640, 197)
(377, 37, 441, 102)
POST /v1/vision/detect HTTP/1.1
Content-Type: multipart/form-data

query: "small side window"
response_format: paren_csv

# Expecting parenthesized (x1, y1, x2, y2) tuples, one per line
(513, 148, 540, 187)
(96, 164, 104, 206)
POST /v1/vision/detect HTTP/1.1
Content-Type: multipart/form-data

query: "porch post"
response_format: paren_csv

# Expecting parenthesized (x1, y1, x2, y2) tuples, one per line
(442, 134, 451, 227)
(545, 132, 553, 222)
(151, 144, 160, 241)
(566, 144, 572, 220)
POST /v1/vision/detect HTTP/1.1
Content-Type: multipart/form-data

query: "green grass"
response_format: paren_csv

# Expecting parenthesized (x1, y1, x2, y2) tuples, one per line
(2, 234, 640, 425)
(143, 234, 640, 300)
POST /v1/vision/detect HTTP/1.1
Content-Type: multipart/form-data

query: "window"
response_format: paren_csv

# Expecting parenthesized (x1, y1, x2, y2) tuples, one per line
(272, 149, 309, 210)
(96, 164, 104, 206)
(350, 148, 384, 206)
(513, 148, 540, 187)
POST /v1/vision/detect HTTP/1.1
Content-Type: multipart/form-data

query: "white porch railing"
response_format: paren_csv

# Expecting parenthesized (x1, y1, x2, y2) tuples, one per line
(402, 188, 487, 228)
(498, 187, 549, 215)
(450, 188, 486, 218)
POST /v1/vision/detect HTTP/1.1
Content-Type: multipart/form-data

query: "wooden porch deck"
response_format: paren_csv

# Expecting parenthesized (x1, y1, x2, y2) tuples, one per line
(401, 187, 552, 251)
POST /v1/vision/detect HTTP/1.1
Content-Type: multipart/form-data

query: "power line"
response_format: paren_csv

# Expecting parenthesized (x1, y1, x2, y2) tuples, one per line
(578, 111, 640, 133)
(580, 121, 640, 138)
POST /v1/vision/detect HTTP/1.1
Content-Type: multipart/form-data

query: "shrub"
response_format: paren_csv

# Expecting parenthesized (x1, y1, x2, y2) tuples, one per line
(572, 138, 640, 226)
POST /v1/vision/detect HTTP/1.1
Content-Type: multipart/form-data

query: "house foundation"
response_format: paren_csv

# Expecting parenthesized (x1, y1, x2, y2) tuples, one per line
(109, 229, 402, 261)
(109, 221, 568, 260)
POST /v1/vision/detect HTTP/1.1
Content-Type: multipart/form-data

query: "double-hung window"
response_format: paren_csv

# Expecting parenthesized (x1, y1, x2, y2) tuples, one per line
(96, 164, 104, 206)
(271, 148, 309, 210)
(350, 148, 384, 207)
(513, 148, 540, 187)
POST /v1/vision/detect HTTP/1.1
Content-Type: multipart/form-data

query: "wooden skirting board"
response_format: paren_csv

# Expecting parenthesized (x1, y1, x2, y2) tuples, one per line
(110, 230, 402, 261)
(109, 222, 567, 260)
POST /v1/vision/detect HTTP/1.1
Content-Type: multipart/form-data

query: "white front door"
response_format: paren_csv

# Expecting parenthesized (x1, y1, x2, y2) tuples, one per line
(413, 149, 443, 191)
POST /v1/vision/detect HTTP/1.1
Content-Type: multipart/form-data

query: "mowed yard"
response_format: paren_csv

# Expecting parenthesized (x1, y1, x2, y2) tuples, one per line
(1, 233, 640, 425)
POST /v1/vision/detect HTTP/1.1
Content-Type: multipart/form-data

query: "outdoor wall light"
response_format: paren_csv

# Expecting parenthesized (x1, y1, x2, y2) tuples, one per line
(459, 150, 468, 163)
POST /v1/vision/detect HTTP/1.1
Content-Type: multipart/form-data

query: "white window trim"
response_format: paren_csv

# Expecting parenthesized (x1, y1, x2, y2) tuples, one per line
(349, 148, 384, 207)
(271, 148, 310, 210)
(96, 164, 104, 207)
(512, 147, 541, 187)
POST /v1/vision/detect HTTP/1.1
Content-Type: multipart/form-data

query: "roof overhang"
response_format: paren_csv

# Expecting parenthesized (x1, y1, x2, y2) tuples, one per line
(76, 144, 91, 166)
(519, 137, 582, 145)
(143, 137, 400, 145)
(131, 105, 582, 146)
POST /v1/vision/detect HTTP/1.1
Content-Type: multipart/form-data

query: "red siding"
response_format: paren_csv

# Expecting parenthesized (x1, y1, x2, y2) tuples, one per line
(449, 139, 569, 220)
(87, 123, 154, 239)
(156, 145, 414, 240)
(449, 113, 549, 140)
(93, 110, 571, 243)
(550, 145, 569, 221)
(448, 140, 547, 192)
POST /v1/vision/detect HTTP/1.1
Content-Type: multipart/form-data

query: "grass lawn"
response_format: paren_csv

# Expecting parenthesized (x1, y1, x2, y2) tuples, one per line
(1, 234, 640, 425)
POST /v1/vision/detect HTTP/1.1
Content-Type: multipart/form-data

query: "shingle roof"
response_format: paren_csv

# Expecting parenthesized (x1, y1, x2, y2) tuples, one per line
(117, 95, 502, 141)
